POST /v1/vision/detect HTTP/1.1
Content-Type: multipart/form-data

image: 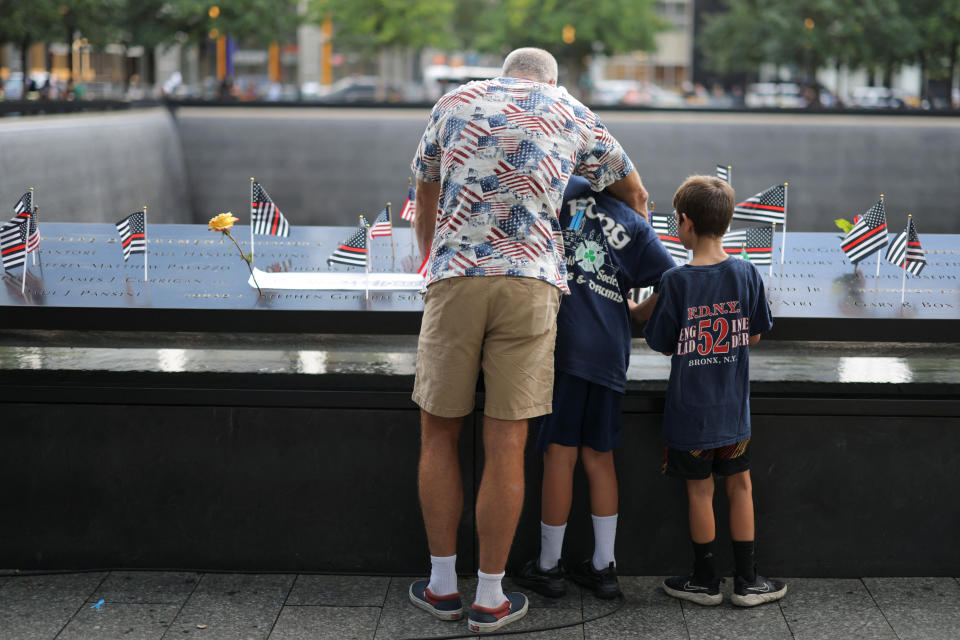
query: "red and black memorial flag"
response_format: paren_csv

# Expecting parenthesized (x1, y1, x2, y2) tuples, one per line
(1, 218, 28, 270)
(327, 219, 368, 268)
(733, 184, 786, 224)
(115, 210, 147, 261)
(10, 191, 32, 222)
(251, 181, 290, 237)
(650, 210, 688, 263)
(885, 216, 925, 275)
(722, 226, 774, 264)
(841, 199, 888, 264)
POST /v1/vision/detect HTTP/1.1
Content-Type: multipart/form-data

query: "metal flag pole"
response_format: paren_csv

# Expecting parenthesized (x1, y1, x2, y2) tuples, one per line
(387, 201, 396, 267)
(143, 206, 149, 282)
(29, 187, 37, 265)
(769, 222, 775, 278)
(728, 166, 733, 191)
(876, 194, 885, 278)
(780, 183, 788, 265)
(901, 213, 910, 305)
(249, 177, 256, 270)
(21, 226, 28, 294)
(362, 215, 371, 301)
(408, 178, 416, 256)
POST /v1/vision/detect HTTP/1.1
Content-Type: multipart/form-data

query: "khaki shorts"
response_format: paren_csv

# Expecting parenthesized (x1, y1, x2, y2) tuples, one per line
(413, 276, 561, 421)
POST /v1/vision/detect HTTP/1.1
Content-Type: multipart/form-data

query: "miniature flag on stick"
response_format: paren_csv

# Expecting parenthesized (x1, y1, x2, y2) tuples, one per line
(886, 214, 925, 305)
(841, 197, 888, 266)
(417, 256, 429, 278)
(251, 181, 290, 237)
(369, 205, 392, 238)
(10, 190, 32, 222)
(327, 218, 368, 268)
(400, 180, 416, 222)
(1, 218, 28, 271)
(716, 164, 732, 186)
(722, 226, 774, 265)
(650, 207, 688, 264)
(116, 207, 149, 281)
(733, 184, 786, 224)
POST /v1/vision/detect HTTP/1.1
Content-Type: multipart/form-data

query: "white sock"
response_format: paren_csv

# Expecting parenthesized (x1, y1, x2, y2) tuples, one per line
(539, 521, 567, 571)
(591, 513, 618, 571)
(427, 554, 458, 596)
(474, 570, 506, 609)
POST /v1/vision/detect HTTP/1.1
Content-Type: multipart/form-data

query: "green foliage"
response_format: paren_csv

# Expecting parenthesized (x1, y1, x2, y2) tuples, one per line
(313, 0, 458, 50)
(834, 218, 854, 234)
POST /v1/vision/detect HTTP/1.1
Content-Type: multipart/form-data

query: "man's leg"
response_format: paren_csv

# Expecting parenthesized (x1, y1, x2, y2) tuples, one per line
(476, 414, 528, 574)
(418, 410, 463, 596)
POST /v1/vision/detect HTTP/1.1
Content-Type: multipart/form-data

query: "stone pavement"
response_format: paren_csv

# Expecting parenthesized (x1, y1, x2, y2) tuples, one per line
(2, 572, 960, 639)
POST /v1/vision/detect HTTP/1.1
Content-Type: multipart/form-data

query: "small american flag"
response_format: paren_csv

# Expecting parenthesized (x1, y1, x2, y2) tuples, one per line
(10, 191, 39, 253)
(369, 206, 392, 238)
(842, 199, 888, 264)
(716, 165, 731, 184)
(723, 226, 774, 264)
(115, 211, 147, 261)
(885, 216, 925, 275)
(327, 220, 368, 268)
(733, 184, 786, 224)
(400, 185, 416, 222)
(1, 218, 28, 270)
(650, 210, 688, 264)
(251, 181, 290, 237)
(417, 256, 429, 277)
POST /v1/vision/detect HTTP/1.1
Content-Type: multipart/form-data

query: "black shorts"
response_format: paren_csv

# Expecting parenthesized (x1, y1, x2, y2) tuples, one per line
(663, 439, 751, 479)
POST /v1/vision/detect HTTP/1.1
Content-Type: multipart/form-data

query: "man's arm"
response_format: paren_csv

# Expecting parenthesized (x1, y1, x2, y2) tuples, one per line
(603, 169, 648, 220)
(415, 180, 441, 262)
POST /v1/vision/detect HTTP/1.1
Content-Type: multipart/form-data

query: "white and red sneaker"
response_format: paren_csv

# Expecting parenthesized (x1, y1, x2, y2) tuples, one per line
(467, 592, 528, 633)
(408, 579, 463, 621)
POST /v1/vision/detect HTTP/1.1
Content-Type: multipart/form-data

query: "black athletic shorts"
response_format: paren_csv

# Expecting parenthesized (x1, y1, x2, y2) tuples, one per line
(663, 439, 751, 479)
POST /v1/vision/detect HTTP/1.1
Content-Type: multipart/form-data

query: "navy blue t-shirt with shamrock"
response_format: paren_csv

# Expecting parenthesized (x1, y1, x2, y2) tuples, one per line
(556, 177, 675, 393)
(643, 257, 773, 450)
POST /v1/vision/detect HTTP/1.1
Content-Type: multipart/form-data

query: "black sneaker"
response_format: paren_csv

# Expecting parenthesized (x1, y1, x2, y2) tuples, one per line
(663, 574, 723, 606)
(467, 592, 528, 633)
(731, 574, 787, 607)
(512, 558, 566, 598)
(408, 579, 463, 621)
(570, 559, 621, 599)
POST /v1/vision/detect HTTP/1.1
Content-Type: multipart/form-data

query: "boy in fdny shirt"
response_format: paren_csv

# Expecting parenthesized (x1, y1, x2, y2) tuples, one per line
(644, 176, 786, 607)
(514, 176, 675, 599)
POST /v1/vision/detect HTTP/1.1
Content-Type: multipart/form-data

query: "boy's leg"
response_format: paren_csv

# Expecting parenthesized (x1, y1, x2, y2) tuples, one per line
(662, 472, 721, 605)
(540, 443, 578, 568)
(571, 446, 621, 599)
(725, 469, 756, 581)
(581, 446, 618, 569)
(720, 462, 787, 607)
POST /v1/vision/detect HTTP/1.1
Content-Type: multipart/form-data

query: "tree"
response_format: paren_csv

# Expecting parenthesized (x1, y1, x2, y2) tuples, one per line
(463, 0, 665, 95)
(310, 0, 457, 51)
(0, 0, 60, 94)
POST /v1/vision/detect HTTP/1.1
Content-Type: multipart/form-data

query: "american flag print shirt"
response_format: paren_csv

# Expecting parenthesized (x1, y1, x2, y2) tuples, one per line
(411, 77, 635, 292)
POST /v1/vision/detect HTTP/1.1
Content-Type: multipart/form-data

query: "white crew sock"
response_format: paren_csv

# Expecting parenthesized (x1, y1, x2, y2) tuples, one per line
(474, 570, 507, 609)
(591, 513, 618, 571)
(427, 554, 458, 596)
(539, 521, 567, 571)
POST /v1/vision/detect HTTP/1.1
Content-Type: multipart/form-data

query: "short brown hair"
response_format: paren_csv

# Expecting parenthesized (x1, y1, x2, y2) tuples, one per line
(673, 176, 735, 238)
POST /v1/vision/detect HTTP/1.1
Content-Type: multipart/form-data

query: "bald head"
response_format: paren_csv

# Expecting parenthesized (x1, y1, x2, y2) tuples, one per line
(502, 48, 558, 85)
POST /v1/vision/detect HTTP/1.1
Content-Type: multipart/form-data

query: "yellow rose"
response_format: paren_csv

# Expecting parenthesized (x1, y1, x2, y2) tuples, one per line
(209, 212, 239, 232)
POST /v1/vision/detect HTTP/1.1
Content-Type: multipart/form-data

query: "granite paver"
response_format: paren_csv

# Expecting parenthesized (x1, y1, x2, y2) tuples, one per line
(862, 577, 960, 640)
(778, 578, 897, 640)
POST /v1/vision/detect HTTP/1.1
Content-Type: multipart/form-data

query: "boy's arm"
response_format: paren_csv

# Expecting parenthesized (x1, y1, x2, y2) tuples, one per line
(748, 334, 761, 347)
(628, 293, 658, 324)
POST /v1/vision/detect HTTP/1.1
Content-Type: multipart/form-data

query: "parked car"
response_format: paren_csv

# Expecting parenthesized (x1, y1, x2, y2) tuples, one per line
(317, 76, 378, 103)
(745, 82, 807, 108)
(847, 86, 907, 109)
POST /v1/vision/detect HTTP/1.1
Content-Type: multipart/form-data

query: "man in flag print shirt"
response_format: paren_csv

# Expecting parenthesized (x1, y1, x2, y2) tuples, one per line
(408, 47, 648, 633)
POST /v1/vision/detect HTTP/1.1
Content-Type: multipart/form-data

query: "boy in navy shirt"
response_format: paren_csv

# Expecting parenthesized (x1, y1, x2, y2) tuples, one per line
(514, 176, 675, 599)
(644, 175, 785, 607)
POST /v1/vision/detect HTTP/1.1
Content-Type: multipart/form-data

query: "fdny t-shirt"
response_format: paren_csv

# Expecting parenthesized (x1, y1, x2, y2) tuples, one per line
(643, 258, 773, 450)
(555, 177, 675, 392)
